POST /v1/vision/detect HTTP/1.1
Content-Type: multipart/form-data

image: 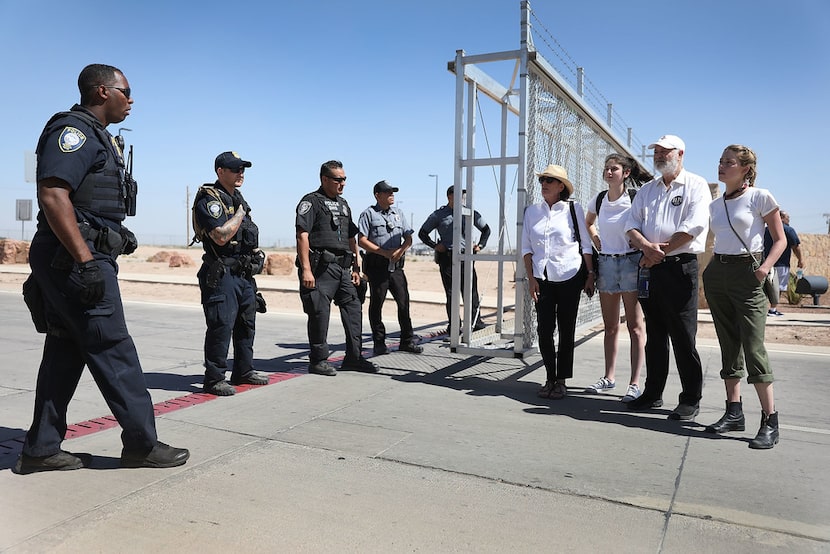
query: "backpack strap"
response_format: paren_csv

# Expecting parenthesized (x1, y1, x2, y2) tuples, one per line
(595, 190, 608, 216)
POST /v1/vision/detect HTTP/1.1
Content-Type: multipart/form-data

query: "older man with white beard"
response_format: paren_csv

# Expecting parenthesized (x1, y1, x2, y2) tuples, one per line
(624, 135, 710, 421)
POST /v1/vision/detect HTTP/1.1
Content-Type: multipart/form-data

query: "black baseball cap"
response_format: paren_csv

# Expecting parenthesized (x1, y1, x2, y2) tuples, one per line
(215, 151, 252, 170)
(446, 185, 466, 196)
(373, 180, 399, 194)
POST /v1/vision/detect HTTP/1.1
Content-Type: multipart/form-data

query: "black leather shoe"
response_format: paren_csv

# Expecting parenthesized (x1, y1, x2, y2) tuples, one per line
(341, 357, 379, 373)
(399, 342, 424, 354)
(121, 442, 190, 468)
(308, 361, 337, 376)
(230, 371, 269, 386)
(473, 319, 488, 331)
(668, 403, 699, 421)
(204, 380, 236, 396)
(373, 343, 389, 356)
(13, 450, 86, 475)
(627, 395, 664, 411)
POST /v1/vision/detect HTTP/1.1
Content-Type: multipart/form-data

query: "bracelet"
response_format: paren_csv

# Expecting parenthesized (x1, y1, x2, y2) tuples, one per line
(587, 270, 596, 275)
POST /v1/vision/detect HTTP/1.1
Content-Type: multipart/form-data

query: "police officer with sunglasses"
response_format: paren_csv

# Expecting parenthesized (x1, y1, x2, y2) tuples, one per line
(357, 181, 423, 355)
(192, 151, 268, 396)
(295, 160, 379, 376)
(16, 63, 189, 474)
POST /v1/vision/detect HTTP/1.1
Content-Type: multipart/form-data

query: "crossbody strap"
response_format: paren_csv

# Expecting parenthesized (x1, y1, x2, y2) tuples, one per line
(722, 196, 761, 268)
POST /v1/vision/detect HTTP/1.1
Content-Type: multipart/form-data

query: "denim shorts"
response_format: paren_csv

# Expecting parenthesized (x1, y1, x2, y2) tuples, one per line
(597, 253, 640, 293)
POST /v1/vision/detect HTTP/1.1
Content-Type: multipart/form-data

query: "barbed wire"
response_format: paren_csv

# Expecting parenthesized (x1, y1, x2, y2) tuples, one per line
(529, 9, 646, 156)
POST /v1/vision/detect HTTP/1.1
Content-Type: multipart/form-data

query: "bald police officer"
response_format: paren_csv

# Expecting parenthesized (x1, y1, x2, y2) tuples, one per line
(16, 63, 188, 474)
(358, 180, 423, 355)
(295, 160, 379, 376)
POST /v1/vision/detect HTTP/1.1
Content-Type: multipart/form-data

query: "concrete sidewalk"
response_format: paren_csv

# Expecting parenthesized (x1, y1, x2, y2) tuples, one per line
(0, 289, 828, 552)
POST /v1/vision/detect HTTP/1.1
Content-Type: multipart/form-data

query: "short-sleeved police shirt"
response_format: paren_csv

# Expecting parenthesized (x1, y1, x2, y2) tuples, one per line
(36, 106, 116, 193)
(358, 205, 412, 250)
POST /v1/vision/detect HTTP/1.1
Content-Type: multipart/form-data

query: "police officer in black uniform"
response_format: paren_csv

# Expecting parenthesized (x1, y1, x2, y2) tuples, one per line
(418, 186, 490, 333)
(357, 181, 423, 355)
(15, 63, 189, 474)
(295, 160, 379, 376)
(193, 151, 268, 396)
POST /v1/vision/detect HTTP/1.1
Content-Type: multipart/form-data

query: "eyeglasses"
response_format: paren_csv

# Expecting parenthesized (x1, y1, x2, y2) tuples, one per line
(102, 85, 131, 99)
(223, 167, 245, 174)
(538, 176, 559, 184)
(325, 175, 347, 183)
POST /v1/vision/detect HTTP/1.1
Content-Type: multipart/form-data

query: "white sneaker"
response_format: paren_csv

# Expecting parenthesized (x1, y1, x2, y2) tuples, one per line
(621, 384, 642, 403)
(584, 377, 615, 393)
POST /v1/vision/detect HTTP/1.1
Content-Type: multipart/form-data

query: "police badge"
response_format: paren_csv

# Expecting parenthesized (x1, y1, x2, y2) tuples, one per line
(58, 126, 86, 153)
(207, 201, 223, 219)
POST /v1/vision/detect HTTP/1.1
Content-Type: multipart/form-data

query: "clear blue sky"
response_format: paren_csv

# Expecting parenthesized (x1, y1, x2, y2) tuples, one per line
(1, 0, 828, 246)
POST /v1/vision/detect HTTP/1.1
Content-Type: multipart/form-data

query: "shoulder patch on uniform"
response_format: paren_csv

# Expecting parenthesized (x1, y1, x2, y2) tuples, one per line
(298, 201, 312, 215)
(58, 126, 86, 153)
(207, 200, 224, 219)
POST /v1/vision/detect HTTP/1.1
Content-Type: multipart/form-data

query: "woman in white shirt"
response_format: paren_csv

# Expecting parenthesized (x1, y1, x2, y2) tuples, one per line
(584, 154, 650, 402)
(703, 145, 785, 449)
(522, 164, 595, 400)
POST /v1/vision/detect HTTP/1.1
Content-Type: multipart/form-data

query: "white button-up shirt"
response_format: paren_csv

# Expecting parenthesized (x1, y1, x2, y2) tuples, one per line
(522, 200, 592, 282)
(625, 169, 710, 254)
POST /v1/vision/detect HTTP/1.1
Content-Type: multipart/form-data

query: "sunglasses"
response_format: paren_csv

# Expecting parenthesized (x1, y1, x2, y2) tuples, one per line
(103, 85, 131, 99)
(223, 167, 245, 174)
(325, 175, 347, 183)
(538, 176, 560, 184)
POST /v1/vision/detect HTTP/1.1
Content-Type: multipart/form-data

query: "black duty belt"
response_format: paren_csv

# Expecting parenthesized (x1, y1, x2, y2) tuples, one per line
(713, 252, 762, 264)
(661, 253, 697, 264)
(320, 250, 353, 269)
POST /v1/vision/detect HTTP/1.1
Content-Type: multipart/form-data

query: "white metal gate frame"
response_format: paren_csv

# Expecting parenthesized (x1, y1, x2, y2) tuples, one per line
(446, 0, 646, 358)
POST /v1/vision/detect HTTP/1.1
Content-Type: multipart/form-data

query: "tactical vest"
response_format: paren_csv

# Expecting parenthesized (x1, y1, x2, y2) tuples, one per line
(191, 184, 259, 258)
(305, 191, 351, 252)
(39, 109, 127, 222)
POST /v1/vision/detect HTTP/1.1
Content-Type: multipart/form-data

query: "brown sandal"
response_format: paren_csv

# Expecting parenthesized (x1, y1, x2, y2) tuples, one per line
(537, 381, 555, 398)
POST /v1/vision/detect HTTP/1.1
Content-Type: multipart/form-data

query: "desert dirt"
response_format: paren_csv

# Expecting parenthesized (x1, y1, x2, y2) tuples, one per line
(1, 245, 828, 348)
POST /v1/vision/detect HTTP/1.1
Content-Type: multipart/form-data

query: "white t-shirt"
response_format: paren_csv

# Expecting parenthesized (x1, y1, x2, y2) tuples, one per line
(587, 191, 636, 255)
(709, 187, 778, 255)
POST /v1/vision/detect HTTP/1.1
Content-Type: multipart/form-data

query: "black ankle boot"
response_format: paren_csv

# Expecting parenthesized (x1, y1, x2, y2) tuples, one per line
(748, 411, 779, 449)
(705, 400, 745, 433)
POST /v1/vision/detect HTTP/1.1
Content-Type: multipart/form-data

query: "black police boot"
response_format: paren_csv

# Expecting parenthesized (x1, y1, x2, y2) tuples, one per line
(341, 357, 379, 373)
(308, 361, 337, 376)
(705, 400, 745, 433)
(121, 442, 190, 468)
(13, 450, 86, 474)
(399, 342, 423, 354)
(748, 411, 779, 450)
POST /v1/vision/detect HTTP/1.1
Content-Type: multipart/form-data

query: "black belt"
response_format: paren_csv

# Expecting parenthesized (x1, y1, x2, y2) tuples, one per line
(661, 253, 697, 264)
(713, 252, 761, 264)
(599, 251, 639, 258)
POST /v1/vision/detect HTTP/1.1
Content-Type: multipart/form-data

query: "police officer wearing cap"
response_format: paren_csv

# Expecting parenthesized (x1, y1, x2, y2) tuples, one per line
(358, 181, 423, 355)
(193, 151, 267, 396)
(295, 160, 379, 376)
(16, 63, 189, 474)
(418, 186, 490, 332)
